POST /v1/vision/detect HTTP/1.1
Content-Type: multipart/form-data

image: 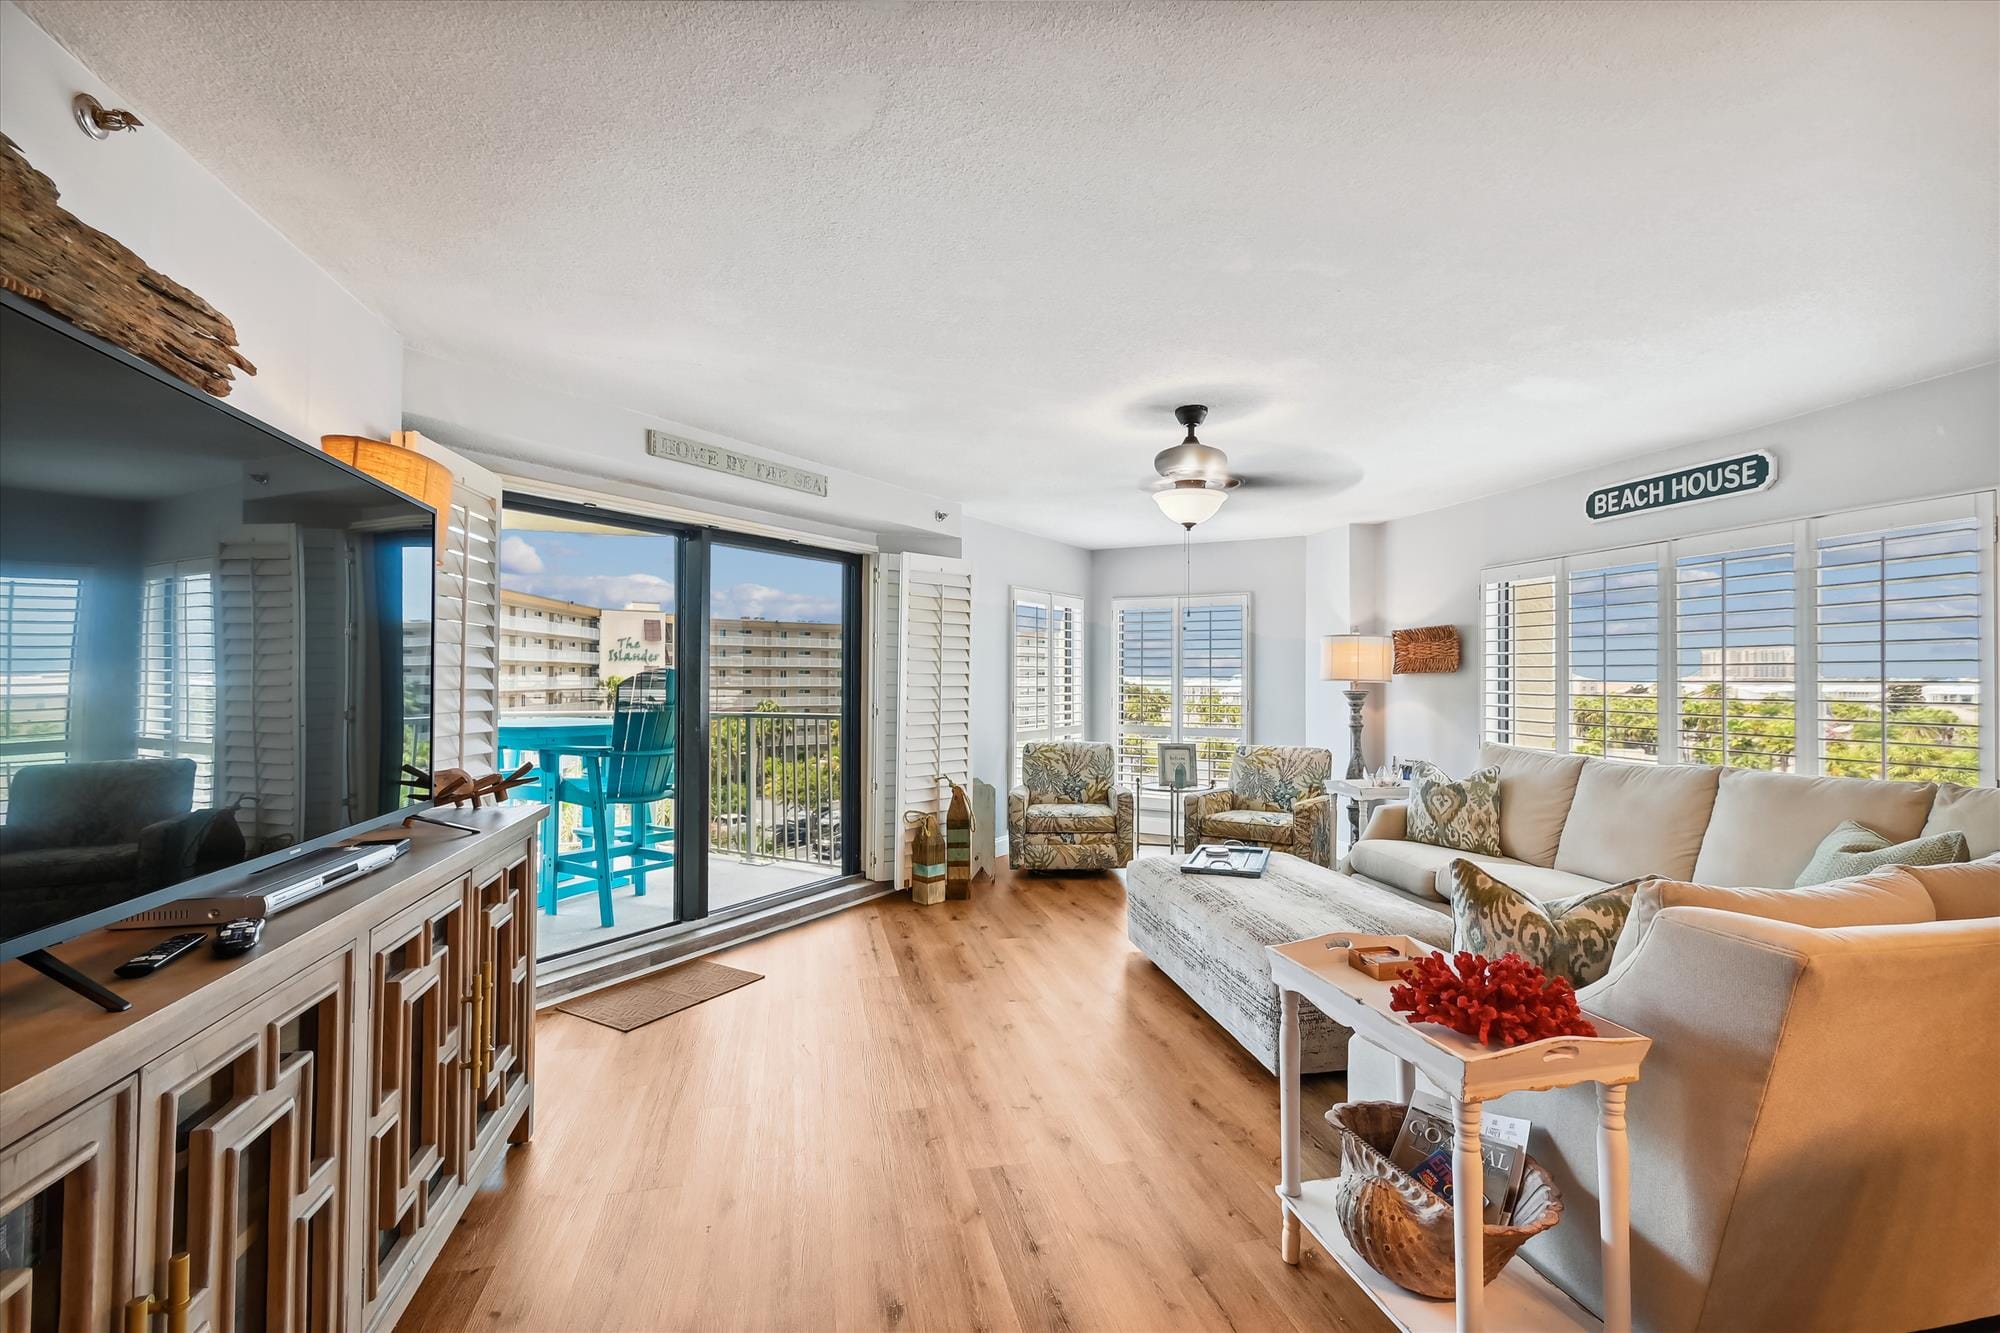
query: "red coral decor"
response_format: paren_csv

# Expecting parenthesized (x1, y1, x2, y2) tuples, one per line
(1388, 950, 1597, 1047)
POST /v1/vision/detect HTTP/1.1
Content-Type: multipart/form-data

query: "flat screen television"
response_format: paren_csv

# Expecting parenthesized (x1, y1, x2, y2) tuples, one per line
(0, 294, 434, 972)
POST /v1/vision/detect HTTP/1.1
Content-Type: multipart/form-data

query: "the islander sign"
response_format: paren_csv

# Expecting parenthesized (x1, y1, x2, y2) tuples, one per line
(1586, 451, 1774, 521)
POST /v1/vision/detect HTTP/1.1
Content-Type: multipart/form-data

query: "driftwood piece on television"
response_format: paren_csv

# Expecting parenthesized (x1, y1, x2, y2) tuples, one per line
(0, 134, 256, 396)
(1392, 625, 1461, 675)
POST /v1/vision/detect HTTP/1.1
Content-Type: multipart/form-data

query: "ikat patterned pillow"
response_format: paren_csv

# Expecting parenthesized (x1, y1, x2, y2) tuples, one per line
(1447, 859, 1641, 989)
(1406, 761, 1502, 856)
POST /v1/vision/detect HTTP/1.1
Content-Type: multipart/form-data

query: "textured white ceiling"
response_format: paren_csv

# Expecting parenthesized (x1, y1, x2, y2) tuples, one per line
(20, 0, 1998, 547)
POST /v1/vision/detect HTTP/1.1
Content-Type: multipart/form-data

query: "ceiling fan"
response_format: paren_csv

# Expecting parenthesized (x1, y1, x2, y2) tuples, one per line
(1150, 404, 1241, 529)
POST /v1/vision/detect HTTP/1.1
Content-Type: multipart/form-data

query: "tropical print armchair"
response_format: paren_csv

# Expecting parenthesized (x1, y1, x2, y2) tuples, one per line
(1183, 745, 1335, 867)
(1007, 741, 1136, 871)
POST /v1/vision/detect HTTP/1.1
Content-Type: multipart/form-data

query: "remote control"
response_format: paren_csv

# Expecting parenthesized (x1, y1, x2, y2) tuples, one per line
(212, 919, 265, 958)
(114, 932, 206, 978)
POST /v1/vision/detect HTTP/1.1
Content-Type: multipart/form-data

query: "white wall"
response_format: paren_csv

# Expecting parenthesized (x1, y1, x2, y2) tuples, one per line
(1376, 362, 2000, 775)
(1, 1, 401, 443)
(1086, 535, 1313, 750)
(961, 518, 1092, 812)
(403, 348, 961, 554)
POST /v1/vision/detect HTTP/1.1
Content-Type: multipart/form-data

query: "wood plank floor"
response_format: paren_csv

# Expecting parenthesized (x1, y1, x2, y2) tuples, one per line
(403, 866, 1392, 1333)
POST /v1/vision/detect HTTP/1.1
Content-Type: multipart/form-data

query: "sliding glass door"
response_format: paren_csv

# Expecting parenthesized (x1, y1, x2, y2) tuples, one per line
(496, 499, 861, 964)
(705, 540, 858, 911)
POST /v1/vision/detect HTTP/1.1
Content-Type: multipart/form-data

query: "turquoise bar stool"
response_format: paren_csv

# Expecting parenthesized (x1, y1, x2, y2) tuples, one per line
(550, 669, 678, 927)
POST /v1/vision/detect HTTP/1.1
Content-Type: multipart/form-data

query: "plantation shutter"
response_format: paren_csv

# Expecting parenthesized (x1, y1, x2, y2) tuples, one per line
(1673, 526, 1799, 772)
(1814, 497, 1989, 785)
(1480, 562, 1559, 750)
(1565, 548, 1663, 761)
(138, 562, 219, 803)
(217, 538, 302, 850)
(1009, 588, 1085, 785)
(1112, 594, 1250, 794)
(870, 554, 973, 886)
(1114, 598, 1175, 790)
(0, 571, 81, 815)
(1178, 595, 1248, 783)
(405, 432, 502, 775)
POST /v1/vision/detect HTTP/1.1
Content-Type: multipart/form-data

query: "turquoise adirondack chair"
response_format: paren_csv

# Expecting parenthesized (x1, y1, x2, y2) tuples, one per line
(551, 669, 677, 926)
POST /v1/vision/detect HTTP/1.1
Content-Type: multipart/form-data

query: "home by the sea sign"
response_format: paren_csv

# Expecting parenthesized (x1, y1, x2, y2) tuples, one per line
(646, 430, 829, 497)
(1586, 451, 1774, 521)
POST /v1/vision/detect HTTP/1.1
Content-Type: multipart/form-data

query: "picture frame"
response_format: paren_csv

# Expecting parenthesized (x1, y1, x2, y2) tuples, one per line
(1158, 741, 1199, 790)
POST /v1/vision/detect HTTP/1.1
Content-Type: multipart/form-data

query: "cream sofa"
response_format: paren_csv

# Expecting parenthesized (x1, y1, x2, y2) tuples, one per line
(1347, 859, 2000, 1332)
(1346, 743, 2000, 903)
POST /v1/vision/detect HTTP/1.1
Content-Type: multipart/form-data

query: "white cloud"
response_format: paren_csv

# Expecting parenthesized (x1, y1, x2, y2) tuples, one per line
(500, 535, 545, 573)
(712, 582, 841, 623)
(507, 572, 675, 611)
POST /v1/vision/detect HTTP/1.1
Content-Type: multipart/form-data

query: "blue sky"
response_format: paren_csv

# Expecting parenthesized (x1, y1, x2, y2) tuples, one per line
(499, 525, 843, 622)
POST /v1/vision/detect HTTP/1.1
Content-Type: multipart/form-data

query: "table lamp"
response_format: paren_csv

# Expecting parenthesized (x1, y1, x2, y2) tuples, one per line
(1321, 634, 1394, 781)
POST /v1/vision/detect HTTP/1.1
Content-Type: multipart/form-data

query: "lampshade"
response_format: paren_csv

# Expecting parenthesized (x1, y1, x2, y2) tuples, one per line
(321, 434, 453, 562)
(1321, 633, 1394, 683)
(1153, 482, 1229, 529)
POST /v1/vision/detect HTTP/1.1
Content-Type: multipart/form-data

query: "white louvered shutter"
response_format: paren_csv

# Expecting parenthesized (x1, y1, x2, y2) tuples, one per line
(0, 571, 82, 815)
(1480, 562, 1559, 751)
(1565, 548, 1663, 762)
(138, 562, 218, 803)
(1814, 498, 1989, 785)
(405, 432, 502, 775)
(217, 539, 302, 850)
(1673, 526, 1799, 772)
(1009, 588, 1085, 786)
(872, 555, 973, 887)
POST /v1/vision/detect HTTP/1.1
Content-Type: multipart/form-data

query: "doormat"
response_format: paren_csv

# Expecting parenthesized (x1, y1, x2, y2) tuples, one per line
(554, 960, 763, 1032)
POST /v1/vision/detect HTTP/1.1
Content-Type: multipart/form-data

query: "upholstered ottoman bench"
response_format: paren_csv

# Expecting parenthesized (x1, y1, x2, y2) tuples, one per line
(1125, 851, 1453, 1073)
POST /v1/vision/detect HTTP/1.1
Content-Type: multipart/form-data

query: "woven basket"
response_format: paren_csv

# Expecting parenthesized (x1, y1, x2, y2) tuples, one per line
(1327, 1100, 1562, 1299)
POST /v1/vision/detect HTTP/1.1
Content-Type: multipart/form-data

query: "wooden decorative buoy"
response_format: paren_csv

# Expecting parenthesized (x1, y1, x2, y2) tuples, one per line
(944, 780, 974, 900)
(906, 811, 947, 905)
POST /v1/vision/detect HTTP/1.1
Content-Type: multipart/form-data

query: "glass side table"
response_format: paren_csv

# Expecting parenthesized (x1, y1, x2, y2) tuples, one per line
(1143, 783, 1216, 852)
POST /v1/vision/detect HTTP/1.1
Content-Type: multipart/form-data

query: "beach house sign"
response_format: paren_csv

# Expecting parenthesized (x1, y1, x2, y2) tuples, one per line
(646, 430, 829, 497)
(1586, 451, 1774, 521)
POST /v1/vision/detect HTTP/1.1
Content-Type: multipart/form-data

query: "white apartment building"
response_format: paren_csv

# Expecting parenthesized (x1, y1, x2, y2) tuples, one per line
(498, 589, 603, 712)
(498, 592, 842, 715)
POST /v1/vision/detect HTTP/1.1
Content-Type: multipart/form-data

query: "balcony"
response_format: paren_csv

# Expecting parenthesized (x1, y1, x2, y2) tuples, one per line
(500, 709, 844, 962)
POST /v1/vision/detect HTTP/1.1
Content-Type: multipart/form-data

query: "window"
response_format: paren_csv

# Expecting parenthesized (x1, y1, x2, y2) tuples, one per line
(1480, 567, 1557, 749)
(1112, 593, 1250, 790)
(1481, 492, 1994, 784)
(0, 571, 82, 815)
(140, 564, 218, 803)
(1567, 554, 1661, 761)
(1009, 587, 1084, 784)
(1675, 532, 1797, 771)
(1815, 502, 1985, 785)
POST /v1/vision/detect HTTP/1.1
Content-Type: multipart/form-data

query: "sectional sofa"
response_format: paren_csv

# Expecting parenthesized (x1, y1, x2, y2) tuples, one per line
(1346, 743, 1998, 898)
(1332, 746, 2000, 1331)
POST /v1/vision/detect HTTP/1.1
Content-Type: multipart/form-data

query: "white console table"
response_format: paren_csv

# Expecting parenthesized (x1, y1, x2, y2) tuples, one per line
(1268, 932, 1651, 1333)
(1329, 778, 1407, 846)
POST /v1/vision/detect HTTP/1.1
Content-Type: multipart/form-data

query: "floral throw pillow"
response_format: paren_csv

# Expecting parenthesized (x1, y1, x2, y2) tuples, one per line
(1447, 859, 1640, 989)
(1406, 762, 1502, 856)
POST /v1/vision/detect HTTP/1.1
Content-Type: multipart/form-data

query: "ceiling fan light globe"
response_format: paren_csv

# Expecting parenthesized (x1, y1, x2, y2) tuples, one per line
(1153, 483, 1228, 528)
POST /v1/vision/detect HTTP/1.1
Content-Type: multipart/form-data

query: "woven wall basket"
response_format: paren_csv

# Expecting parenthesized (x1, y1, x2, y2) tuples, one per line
(1393, 625, 1461, 674)
(1327, 1101, 1562, 1299)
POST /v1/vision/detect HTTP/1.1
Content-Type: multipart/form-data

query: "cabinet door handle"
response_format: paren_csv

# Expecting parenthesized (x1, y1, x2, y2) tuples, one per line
(125, 1252, 192, 1333)
(483, 961, 498, 1066)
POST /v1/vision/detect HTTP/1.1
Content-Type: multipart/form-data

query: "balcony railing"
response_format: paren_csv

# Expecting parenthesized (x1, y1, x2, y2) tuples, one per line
(501, 709, 844, 881)
(708, 710, 842, 872)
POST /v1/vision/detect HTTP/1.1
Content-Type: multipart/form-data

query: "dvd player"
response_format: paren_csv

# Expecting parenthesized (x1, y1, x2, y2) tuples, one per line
(111, 840, 411, 929)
